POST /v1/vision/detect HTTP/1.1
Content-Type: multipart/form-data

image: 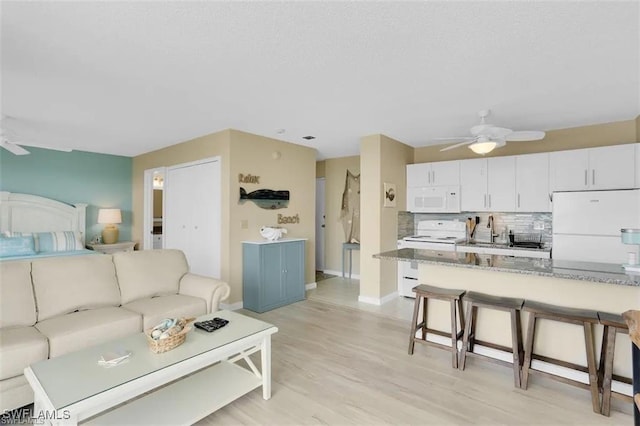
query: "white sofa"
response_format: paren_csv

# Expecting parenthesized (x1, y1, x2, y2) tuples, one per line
(0, 249, 230, 413)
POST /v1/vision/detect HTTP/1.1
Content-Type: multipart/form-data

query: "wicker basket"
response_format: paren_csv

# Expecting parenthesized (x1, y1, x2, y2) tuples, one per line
(145, 318, 195, 354)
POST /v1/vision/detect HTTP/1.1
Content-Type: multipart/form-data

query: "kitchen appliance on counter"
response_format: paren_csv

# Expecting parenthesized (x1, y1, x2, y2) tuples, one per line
(552, 189, 640, 263)
(621, 228, 640, 272)
(398, 220, 467, 297)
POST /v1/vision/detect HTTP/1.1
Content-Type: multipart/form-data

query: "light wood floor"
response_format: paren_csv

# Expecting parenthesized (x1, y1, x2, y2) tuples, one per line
(199, 299, 633, 425)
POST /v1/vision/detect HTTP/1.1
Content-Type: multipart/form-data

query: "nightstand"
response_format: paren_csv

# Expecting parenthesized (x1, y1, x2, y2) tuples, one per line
(87, 241, 136, 254)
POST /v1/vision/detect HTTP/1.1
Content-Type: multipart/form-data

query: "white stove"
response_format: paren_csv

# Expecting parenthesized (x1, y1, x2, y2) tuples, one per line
(399, 220, 467, 249)
(397, 220, 467, 297)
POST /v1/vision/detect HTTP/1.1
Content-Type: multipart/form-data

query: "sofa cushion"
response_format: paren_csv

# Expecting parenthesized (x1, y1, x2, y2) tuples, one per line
(35, 307, 142, 358)
(31, 254, 121, 322)
(0, 327, 48, 380)
(0, 262, 37, 328)
(114, 250, 188, 305)
(123, 295, 207, 330)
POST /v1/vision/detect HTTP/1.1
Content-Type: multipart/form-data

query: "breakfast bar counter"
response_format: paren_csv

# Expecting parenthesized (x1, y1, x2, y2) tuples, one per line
(375, 248, 640, 380)
(375, 248, 640, 286)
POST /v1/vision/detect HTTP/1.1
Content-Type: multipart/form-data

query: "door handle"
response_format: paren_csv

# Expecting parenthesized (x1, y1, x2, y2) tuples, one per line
(592, 169, 595, 186)
(517, 193, 520, 208)
(432, 171, 435, 184)
(484, 194, 487, 208)
(584, 169, 587, 186)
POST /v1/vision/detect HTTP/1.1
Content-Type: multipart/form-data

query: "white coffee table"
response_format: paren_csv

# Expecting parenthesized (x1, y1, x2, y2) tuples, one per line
(24, 310, 278, 425)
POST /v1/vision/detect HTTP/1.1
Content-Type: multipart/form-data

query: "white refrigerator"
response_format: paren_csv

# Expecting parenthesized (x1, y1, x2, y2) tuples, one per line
(552, 189, 640, 263)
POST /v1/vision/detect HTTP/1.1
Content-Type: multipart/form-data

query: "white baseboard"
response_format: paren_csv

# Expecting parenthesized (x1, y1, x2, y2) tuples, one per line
(419, 332, 632, 396)
(306, 282, 317, 290)
(322, 269, 361, 280)
(358, 291, 399, 306)
(219, 301, 243, 311)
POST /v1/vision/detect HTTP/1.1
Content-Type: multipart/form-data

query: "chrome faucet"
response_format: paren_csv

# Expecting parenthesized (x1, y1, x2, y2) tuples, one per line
(487, 215, 499, 243)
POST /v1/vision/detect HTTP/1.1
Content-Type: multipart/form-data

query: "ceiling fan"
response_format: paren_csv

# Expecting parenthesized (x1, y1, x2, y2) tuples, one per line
(0, 116, 72, 155)
(436, 110, 546, 155)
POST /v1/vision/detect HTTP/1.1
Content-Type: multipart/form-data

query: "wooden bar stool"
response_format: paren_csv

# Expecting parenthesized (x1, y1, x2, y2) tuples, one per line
(598, 311, 633, 416)
(408, 284, 465, 368)
(458, 291, 525, 388)
(521, 301, 601, 414)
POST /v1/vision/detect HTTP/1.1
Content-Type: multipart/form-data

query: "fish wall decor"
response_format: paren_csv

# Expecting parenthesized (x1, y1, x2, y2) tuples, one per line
(239, 187, 290, 210)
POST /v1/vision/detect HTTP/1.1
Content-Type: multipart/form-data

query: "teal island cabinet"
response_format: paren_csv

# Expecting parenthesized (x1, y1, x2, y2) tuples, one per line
(242, 238, 307, 313)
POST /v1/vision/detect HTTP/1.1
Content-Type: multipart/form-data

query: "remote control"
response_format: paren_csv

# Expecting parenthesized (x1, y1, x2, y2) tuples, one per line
(194, 317, 229, 333)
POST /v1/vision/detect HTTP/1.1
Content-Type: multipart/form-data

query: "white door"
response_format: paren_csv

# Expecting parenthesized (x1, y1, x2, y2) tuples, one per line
(315, 178, 325, 271)
(460, 158, 488, 211)
(406, 163, 430, 187)
(515, 153, 550, 212)
(164, 159, 221, 278)
(589, 144, 636, 190)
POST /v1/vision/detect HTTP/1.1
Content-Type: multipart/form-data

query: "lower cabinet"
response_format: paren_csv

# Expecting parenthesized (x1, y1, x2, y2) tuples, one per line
(242, 239, 306, 313)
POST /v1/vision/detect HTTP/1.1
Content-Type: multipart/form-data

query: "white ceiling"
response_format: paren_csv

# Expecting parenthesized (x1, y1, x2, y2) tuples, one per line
(1, 1, 638, 160)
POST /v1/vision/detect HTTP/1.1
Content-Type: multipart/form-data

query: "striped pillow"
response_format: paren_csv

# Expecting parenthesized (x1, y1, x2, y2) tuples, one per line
(5, 232, 39, 251)
(36, 231, 84, 252)
(0, 236, 37, 257)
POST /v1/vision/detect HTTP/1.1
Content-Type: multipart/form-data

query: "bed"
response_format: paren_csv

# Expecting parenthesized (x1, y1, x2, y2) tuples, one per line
(0, 191, 94, 260)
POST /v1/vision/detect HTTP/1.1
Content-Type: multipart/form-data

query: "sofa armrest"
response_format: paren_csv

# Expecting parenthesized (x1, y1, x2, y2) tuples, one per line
(178, 274, 230, 313)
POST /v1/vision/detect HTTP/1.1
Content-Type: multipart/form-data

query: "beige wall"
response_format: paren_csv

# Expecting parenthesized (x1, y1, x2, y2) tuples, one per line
(322, 156, 360, 275)
(316, 160, 326, 179)
(132, 129, 316, 305)
(228, 129, 317, 302)
(152, 190, 163, 218)
(636, 115, 640, 139)
(414, 118, 638, 163)
(359, 135, 413, 301)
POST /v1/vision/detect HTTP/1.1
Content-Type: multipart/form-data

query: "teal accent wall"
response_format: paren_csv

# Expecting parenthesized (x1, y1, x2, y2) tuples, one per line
(0, 147, 132, 241)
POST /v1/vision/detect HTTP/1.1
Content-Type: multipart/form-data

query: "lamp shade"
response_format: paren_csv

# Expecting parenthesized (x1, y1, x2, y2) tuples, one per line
(469, 141, 497, 155)
(98, 208, 122, 224)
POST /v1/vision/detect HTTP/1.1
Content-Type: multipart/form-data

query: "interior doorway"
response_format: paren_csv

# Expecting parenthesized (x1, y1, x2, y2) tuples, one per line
(143, 167, 166, 250)
(315, 178, 326, 271)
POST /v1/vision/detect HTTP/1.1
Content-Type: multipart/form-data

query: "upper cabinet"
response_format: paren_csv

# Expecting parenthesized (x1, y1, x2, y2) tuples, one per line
(406, 161, 459, 187)
(515, 153, 551, 212)
(550, 144, 636, 192)
(460, 157, 516, 212)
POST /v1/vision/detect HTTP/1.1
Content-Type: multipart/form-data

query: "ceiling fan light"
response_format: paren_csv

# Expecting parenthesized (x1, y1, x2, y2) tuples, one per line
(469, 141, 497, 155)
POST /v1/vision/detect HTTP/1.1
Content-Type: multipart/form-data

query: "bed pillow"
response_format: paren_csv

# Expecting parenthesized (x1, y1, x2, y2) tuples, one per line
(5, 232, 39, 251)
(0, 236, 37, 257)
(36, 231, 84, 252)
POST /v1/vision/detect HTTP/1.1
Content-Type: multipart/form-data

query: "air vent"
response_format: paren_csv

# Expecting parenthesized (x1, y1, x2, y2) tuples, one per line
(302, 135, 316, 140)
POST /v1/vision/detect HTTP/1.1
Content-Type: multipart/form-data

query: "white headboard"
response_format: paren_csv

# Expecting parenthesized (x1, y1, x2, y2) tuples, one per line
(0, 192, 88, 244)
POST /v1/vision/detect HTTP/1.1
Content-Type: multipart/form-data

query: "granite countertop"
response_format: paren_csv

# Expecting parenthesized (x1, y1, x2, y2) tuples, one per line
(456, 241, 551, 253)
(374, 248, 640, 287)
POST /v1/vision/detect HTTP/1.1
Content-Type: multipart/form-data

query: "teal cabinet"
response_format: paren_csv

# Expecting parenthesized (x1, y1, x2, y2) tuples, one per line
(242, 239, 306, 313)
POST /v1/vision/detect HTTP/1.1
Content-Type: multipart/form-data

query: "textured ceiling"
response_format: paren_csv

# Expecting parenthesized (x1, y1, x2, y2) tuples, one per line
(1, 1, 638, 159)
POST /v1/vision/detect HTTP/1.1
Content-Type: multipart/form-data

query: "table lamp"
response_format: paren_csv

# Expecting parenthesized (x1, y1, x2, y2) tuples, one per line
(98, 208, 122, 244)
(621, 228, 640, 273)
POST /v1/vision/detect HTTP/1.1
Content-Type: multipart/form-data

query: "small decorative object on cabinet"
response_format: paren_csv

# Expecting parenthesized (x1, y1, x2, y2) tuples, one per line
(87, 241, 136, 254)
(242, 239, 306, 313)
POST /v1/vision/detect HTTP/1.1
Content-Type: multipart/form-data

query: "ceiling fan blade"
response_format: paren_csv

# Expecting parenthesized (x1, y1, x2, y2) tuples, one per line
(505, 131, 546, 142)
(431, 137, 475, 142)
(17, 141, 72, 152)
(439, 140, 474, 152)
(0, 139, 30, 155)
(487, 127, 513, 138)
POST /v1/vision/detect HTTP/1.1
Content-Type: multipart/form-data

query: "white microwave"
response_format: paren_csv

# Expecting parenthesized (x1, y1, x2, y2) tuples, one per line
(406, 185, 461, 213)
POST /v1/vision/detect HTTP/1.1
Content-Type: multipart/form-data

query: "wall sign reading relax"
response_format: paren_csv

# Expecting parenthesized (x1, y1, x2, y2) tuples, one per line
(238, 173, 260, 184)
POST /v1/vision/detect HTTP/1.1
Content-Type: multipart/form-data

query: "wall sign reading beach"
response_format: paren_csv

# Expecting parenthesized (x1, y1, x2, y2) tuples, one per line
(239, 188, 290, 209)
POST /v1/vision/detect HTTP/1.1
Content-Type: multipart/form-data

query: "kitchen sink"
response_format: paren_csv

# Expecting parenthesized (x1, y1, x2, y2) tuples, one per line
(463, 241, 509, 248)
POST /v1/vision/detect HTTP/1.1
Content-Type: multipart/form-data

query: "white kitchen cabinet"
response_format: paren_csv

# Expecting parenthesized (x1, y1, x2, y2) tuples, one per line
(515, 153, 551, 212)
(460, 158, 487, 211)
(550, 144, 636, 191)
(406, 161, 459, 187)
(460, 157, 515, 211)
